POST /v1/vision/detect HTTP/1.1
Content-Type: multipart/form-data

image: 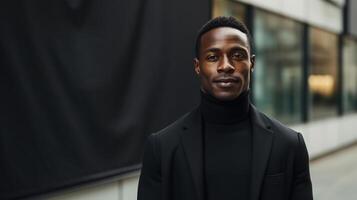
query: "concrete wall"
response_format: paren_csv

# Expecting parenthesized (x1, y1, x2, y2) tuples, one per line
(45, 174, 139, 200)
(238, 0, 343, 33)
(349, 0, 357, 36)
(291, 113, 357, 158)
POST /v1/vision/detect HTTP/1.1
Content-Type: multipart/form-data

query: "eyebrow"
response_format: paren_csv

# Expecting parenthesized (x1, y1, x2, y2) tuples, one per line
(230, 46, 249, 52)
(203, 48, 220, 54)
(203, 46, 249, 54)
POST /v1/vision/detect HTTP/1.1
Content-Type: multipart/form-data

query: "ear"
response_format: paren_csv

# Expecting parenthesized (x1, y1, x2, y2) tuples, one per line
(250, 54, 255, 72)
(194, 58, 200, 75)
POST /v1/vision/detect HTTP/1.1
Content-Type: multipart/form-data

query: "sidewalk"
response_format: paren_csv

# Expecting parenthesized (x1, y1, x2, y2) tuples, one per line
(310, 144, 357, 200)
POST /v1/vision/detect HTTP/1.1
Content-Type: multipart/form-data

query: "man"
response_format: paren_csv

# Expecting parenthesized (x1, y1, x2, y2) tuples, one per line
(138, 16, 313, 200)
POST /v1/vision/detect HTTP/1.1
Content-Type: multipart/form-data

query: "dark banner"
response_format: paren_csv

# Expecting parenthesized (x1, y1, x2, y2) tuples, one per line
(0, 0, 209, 199)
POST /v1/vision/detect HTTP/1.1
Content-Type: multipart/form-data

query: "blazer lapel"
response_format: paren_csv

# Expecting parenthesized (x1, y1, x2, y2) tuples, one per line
(250, 105, 274, 200)
(178, 105, 273, 200)
(179, 108, 204, 200)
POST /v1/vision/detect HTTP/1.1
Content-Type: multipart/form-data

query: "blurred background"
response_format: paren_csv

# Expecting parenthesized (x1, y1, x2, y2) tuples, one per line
(1, 0, 356, 199)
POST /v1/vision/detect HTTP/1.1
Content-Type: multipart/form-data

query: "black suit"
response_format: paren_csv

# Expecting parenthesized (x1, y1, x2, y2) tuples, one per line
(138, 105, 313, 200)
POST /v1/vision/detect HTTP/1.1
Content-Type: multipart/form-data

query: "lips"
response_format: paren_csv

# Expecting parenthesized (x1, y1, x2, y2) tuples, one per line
(214, 78, 238, 83)
(213, 77, 239, 88)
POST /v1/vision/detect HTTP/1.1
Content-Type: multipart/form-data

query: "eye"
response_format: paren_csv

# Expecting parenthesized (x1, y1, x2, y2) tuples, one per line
(231, 51, 246, 60)
(206, 54, 218, 62)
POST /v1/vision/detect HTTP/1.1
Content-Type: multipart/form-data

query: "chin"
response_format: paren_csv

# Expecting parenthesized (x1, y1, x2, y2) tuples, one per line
(213, 91, 240, 101)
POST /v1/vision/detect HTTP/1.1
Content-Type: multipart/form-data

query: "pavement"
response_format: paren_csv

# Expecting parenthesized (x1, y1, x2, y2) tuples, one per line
(310, 144, 357, 200)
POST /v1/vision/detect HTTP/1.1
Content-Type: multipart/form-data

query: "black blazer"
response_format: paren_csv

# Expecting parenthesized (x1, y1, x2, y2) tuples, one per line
(138, 105, 313, 200)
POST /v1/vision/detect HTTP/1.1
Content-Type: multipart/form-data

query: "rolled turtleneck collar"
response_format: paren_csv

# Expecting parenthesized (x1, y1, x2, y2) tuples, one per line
(199, 90, 250, 124)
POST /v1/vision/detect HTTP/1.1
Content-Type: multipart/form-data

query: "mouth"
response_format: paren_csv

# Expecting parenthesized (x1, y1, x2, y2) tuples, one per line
(213, 77, 239, 88)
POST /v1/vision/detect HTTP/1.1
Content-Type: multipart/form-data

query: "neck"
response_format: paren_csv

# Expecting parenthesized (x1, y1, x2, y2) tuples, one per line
(199, 90, 250, 124)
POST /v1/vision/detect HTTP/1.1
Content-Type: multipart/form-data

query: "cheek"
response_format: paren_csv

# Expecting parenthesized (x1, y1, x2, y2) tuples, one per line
(200, 65, 215, 79)
(199, 68, 216, 90)
(200, 72, 213, 88)
(237, 63, 251, 77)
(242, 68, 250, 78)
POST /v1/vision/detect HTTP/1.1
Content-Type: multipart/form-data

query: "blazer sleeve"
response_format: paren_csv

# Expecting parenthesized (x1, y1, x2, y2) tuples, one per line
(137, 134, 162, 200)
(290, 133, 313, 200)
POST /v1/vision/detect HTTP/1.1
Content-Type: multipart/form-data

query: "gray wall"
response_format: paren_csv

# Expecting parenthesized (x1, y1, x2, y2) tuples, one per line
(348, 0, 357, 36)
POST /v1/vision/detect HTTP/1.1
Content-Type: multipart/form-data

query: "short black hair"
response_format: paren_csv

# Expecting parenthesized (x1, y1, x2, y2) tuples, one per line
(195, 16, 254, 58)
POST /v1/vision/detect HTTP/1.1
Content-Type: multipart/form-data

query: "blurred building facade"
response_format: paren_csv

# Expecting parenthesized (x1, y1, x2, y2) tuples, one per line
(46, 0, 357, 199)
(214, 0, 357, 159)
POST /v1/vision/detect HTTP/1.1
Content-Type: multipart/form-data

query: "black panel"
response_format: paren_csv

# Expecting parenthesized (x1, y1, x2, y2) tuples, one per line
(0, 0, 210, 199)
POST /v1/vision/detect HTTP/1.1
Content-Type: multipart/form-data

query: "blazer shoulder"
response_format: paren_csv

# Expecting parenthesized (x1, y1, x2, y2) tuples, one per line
(258, 111, 301, 144)
(153, 109, 195, 139)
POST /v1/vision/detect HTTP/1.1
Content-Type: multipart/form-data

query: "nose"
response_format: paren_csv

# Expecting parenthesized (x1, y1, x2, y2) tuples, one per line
(217, 55, 234, 73)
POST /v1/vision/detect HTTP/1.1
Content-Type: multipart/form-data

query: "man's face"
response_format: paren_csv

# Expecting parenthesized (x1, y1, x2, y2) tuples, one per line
(194, 27, 255, 101)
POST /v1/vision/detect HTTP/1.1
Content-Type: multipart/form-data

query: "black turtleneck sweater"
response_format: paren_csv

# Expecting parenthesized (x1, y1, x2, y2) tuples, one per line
(200, 90, 252, 200)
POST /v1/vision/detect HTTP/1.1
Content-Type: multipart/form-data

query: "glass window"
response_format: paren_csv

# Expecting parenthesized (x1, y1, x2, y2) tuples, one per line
(309, 28, 339, 120)
(212, 0, 246, 22)
(343, 37, 357, 113)
(253, 10, 304, 124)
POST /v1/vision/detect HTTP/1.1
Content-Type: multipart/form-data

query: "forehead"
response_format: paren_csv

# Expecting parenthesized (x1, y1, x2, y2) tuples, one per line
(200, 27, 249, 51)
